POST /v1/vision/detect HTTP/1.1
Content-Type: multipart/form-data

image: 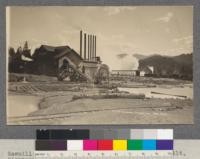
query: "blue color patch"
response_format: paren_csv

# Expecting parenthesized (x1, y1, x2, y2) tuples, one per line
(143, 140, 156, 150)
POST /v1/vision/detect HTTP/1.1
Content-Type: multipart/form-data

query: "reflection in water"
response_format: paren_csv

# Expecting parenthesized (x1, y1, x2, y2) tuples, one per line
(118, 85, 193, 99)
(7, 95, 40, 117)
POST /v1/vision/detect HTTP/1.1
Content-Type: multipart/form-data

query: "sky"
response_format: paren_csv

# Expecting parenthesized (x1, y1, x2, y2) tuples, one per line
(6, 6, 193, 70)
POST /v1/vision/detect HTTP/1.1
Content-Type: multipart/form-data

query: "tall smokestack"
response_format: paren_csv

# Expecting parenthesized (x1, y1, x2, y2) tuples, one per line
(80, 30, 82, 58)
(91, 35, 93, 61)
(92, 35, 95, 61)
(90, 35, 92, 61)
(88, 34, 90, 60)
(88, 35, 90, 61)
(94, 35, 96, 60)
(84, 33, 86, 60)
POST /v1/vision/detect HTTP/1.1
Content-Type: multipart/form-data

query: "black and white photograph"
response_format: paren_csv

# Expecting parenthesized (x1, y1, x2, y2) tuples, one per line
(6, 6, 193, 125)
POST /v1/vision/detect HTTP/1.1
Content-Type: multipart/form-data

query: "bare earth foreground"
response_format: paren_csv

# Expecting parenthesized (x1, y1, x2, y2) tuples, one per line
(7, 74, 193, 125)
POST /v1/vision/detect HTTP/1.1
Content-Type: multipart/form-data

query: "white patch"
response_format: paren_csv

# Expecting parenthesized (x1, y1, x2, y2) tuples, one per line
(155, 12, 173, 23)
(104, 7, 137, 16)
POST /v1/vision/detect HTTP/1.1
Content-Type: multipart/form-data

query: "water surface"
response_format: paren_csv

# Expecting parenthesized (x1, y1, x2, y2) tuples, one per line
(7, 95, 41, 117)
(118, 85, 193, 99)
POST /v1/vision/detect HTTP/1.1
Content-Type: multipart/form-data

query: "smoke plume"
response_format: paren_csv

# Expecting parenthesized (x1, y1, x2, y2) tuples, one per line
(112, 53, 139, 70)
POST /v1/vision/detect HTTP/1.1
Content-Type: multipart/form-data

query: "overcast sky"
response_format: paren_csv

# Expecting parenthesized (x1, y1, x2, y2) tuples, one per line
(6, 6, 193, 70)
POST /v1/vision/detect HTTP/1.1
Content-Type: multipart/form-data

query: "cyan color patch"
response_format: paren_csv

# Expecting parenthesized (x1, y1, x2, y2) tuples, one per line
(143, 140, 156, 150)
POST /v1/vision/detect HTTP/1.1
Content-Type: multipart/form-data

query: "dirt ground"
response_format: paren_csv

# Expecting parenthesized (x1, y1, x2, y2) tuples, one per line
(7, 73, 193, 125)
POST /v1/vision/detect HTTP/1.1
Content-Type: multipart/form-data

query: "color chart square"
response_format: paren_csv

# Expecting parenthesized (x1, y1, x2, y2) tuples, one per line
(90, 130, 104, 139)
(117, 129, 130, 139)
(98, 140, 113, 150)
(156, 140, 173, 150)
(127, 140, 143, 150)
(103, 129, 118, 139)
(143, 129, 157, 139)
(157, 129, 173, 139)
(67, 140, 83, 150)
(113, 140, 127, 151)
(83, 140, 98, 150)
(143, 140, 156, 150)
(36, 130, 50, 139)
(35, 140, 67, 151)
(130, 129, 144, 139)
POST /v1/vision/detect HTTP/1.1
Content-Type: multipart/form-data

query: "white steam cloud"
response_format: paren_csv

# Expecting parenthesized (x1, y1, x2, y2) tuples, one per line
(110, 53, 139, 70)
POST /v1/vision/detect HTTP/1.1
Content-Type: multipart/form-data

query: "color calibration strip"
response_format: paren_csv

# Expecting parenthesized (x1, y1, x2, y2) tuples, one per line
(36, 129, 173, 151)
(36, 139, 173, 151)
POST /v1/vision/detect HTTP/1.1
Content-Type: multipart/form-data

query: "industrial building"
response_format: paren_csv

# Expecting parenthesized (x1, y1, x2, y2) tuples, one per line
(31, 30, 109, 83)
(111, 70, 139, 76)
(111, 66, 154, 77)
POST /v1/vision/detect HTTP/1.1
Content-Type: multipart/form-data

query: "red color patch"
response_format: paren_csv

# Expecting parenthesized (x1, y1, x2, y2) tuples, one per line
(98, 140, 113, 150)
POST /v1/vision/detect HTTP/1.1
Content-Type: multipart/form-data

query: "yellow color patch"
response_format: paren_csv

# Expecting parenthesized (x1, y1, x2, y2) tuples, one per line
(113, 140, 127, 150)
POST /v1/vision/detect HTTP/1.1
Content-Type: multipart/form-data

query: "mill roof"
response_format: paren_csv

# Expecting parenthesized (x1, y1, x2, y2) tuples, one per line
(32, 44, 83, 66)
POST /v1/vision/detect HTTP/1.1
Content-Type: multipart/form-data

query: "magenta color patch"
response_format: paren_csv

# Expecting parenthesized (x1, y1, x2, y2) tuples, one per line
(83, 140, 98, 150)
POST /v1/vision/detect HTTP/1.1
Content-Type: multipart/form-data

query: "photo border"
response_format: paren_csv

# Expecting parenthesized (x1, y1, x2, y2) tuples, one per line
(0, 0, 199, 139)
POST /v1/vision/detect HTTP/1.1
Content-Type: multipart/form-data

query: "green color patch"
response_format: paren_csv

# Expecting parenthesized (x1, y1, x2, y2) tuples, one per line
(127, 140, 143, 150)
